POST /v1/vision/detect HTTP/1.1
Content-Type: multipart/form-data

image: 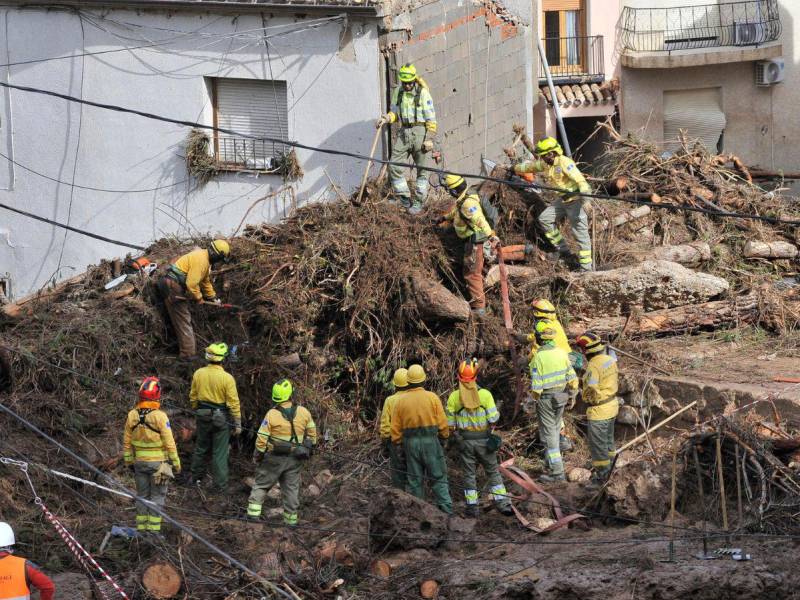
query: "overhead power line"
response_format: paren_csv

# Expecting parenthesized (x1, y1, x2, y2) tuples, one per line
(0, 79, 796, 226)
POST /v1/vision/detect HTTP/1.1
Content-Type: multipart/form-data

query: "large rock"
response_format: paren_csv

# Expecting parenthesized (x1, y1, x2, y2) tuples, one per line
(566, 260, 729, 317)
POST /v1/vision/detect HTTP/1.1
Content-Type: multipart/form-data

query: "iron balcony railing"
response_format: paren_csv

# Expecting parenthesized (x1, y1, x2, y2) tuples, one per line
(539, 35, 605, 84)
(215, 136, 285, 170)
(619, 0, 781, 52)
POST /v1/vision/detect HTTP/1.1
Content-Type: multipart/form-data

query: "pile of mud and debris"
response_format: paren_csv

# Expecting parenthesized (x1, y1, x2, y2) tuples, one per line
(0, 128, 799, 599)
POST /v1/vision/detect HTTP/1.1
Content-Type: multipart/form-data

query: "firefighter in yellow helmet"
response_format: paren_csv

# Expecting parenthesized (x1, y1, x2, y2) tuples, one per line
(380, 368, 410, 489)
(158, 239, 232, 360)
(530, 321, 578, 483)
(189, 342, 241, 492)
(440, 173, 500, 316)
(248, 379, 317, 526)
(123, 377, 180, 535)
(446, 359, 513, 518)
(575, 332, 619, 488)
(377, 63, 437, 214)
(514, 138, 593, 271)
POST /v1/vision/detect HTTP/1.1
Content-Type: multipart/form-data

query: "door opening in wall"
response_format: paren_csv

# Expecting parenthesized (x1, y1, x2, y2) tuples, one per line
(557, 113, 619, 168)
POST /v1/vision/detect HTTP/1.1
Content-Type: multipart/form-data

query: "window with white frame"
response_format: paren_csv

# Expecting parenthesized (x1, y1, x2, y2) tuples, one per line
(212, 77, 288, 170)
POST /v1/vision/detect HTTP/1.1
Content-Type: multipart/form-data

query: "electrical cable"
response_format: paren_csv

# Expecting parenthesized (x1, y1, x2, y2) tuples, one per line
(0, 78, 795, 226)
(0, 400, 296, 600)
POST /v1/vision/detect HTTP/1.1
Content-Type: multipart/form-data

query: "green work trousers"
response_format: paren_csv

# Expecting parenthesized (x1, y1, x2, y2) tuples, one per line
(389, 442, 407, 490)
(538, 198, 592, 269)
(459, 437, 511, 509)
(588, 417, 616, 479)
(404, 435, 452, 514)
(134, 461, 167, 532)
(191, 412, 230, 488)
(247, 454, 302, 525)
(388, 125, 431, 206)
(537, 393, 567, 476)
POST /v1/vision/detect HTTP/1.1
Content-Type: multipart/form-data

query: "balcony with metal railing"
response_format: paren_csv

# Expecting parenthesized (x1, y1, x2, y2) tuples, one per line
(538, 35, 605, 84)
(619, 0, 782, 68)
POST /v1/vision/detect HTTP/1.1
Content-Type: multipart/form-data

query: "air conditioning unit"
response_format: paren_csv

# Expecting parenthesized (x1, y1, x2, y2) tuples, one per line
(755, 58, 785, 86)
(733, 22, 761, 46)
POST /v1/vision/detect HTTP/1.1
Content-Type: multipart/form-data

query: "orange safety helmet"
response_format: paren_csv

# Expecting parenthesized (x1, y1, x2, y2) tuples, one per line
(458, 358, 479, 382)
(575, 331, 605, 354)
(138, 376, 162, 401)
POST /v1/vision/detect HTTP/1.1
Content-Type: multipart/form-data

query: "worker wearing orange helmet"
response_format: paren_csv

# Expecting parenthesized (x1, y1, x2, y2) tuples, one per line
(123, 377, 181, 535)
(158, 239, 232, 360)
(575, 332, 619, 487)
(446, 359, 513, 518)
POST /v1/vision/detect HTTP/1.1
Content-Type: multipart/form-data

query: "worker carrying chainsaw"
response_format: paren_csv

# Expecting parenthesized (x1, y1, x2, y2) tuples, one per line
(390, 364, 453, 514)
(446, 359, 513, 518)
(158, 240, 232, 360)
(0, 522, 55, 600)
(530, 321, 578, 483)
(440, 173, 500, 316)
(189, 343, 241, 493)
(513, 137, 593, 271)
(380, 368, 410, 489)
(123, 377, 181, 535)
(575, 332, 619, 488)
(248, 379, 317, 526)
(376, 63, 437, 214)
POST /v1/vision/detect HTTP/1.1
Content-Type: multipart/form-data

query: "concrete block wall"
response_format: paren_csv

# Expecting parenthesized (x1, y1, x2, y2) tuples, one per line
(385, 0, 534, 175)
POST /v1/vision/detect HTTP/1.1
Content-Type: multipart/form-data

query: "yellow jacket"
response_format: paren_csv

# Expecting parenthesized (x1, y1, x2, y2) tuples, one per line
(189, 364, 241, 422)
(529, 343, 578, 397)
(173, 248, 216, 301)
(390, 387, 449, 444)
(445, 192, 494, 241)
(446, 388, 499, 432)
(380, 390, 410, 439)
(514, 155, 590, 199)
(527, 317, 571, 361)
(123, 403, 180, 466)
(583, 353, 619, 421)
(255, 402, 317, 453)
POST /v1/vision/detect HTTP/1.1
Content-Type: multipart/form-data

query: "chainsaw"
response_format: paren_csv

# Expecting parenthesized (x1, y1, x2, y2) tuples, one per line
(481, 158, 542, 195)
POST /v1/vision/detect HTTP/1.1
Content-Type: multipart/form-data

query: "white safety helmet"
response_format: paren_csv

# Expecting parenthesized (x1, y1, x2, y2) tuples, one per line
(0, 522, 15, 547)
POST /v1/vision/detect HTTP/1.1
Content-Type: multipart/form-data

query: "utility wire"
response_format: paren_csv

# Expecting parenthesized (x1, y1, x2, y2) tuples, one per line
(0, 79, 796, 226)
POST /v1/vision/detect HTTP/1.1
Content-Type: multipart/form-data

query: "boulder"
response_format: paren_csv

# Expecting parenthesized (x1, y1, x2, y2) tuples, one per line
(566, 260, 729, 317)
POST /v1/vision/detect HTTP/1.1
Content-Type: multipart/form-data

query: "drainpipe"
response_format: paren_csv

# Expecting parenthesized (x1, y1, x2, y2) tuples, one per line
(536, 37, 572, 157)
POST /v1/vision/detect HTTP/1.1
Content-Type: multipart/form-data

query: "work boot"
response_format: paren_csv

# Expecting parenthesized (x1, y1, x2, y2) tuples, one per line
(397, 195, 412, 210)
(579, 262, 594, 272)
(539, 473, 566, 483)
(408, 202, 424, 215)
(559, 435, 574, 453)
(464, 504, 479, 519)
(497, 504, 514, 517)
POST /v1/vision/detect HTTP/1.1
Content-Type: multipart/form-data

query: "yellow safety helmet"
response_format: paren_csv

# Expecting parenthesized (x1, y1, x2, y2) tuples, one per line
(205, 342, 229, 363)
(531, 298, 557, 319)
(576, 332, 605, 354)
(443, 174, 465, 190)
(398, 63, 418, 83)
(535, 137, 563, 156)
(392, 368, 409, 389)
(407, 364, 427, 384)
(272, 379, 293, 403)
(534, 320, 557, 342)
(209, 239, 231, 263)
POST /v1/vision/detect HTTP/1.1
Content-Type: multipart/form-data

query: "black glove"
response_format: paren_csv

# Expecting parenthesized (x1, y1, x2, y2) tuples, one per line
(127, 464, 135, 474)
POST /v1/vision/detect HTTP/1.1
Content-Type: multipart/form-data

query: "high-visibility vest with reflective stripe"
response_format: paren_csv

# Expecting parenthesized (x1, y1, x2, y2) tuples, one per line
(530, 344, 577, 393)
(0, 555, 31, 600)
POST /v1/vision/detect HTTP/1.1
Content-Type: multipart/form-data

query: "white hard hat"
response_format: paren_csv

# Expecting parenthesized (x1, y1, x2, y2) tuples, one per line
(0, 522, 15, 547)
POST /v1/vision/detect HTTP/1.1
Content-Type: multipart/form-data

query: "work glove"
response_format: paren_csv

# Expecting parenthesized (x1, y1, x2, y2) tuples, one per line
(422, 139, 434, 153)
(172, 462, 182, 475)
(232, 422, 242, 436)
(209, 297, 222, 305)
(252, 451, 263, 465)
(489, 235, 501, 248)
(567, 389, 578, 411)
(153, 462, 174, 485)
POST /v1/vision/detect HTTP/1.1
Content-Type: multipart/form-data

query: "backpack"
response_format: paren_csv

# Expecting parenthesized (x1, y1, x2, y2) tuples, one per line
(458, 191, 498, 232)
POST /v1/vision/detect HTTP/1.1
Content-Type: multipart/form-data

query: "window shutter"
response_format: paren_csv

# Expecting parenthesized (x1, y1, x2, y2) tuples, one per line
(215, 78, 288, 166)
(663, 88, 726, 152)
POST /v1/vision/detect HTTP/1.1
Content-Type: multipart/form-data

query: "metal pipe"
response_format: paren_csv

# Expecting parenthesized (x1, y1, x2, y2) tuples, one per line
(536, 36, 571, 157)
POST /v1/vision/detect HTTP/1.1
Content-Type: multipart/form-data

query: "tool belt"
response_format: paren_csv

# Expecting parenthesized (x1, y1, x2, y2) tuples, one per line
(402, 426, 439, 438)
(589, 396, 620, 407)
(540, 391, 570, 406)
(459, 430, 490, 440)
(196, 402, 229, 428)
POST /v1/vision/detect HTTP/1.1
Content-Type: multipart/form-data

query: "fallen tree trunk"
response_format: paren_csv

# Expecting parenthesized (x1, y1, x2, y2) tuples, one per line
(597, 205, 651, 231)
(566, 292, 759, 338)
(648, 242, 712, 265)
(410, 275, 470, 322)
(743, 241, 798, 259)
(484, 265, 549, 289)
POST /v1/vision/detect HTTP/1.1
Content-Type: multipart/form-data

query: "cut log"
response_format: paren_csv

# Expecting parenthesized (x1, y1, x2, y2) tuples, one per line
(1, 272, 87, 318)
(743, 241, 798, 259)
(370, 559, 392, 578)
(420, 580, 440, 599)
(567, 292, 759, 338)
(484, 265, 549, 289)
(597, 205, 651, 231)
(142, 562, 182, 599)
(648, 242, 712, 266)
(410, 275, 470, 322)
(105, 282, 135, 300)
(565, 260, 730, 317)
